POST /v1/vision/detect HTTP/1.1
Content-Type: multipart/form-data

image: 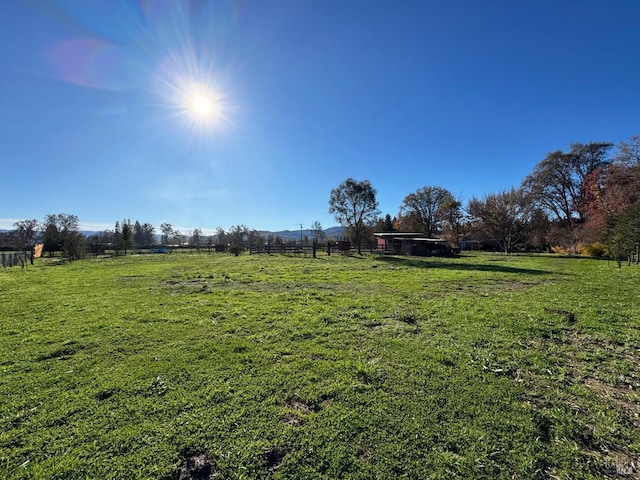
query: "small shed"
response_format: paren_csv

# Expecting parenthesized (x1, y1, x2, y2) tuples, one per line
(374, 232, 450, 256)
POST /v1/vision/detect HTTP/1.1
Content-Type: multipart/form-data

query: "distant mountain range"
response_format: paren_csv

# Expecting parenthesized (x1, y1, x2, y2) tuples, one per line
(1, 227, 346, 241)
(264, 226, 344, 241)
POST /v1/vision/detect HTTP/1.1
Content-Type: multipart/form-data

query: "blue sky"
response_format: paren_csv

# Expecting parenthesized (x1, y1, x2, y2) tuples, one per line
(1, 0, 639, 233)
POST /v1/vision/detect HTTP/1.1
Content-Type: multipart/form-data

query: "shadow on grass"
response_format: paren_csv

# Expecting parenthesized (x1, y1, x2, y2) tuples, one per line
(375, 255, 560, 276)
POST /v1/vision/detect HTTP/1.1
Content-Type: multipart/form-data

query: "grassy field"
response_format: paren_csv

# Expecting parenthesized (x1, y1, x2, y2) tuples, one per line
(1, 252, 639, 479)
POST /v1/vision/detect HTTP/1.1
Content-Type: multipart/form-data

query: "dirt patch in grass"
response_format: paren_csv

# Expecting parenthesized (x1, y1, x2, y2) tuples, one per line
(282, 395, 318, 426)
(559, 333, 640, 385)
(93, 388, 119, 401)
(584, 377, 640, 427)
(521, 331, 640, 477)
(543, 307, 577, 324)
(289, 400, 313, 414)
(261, 446, 289, 474)
(36, 341, 94, 361)
(389, 309, 420, 325)
(364, 320, 383, 329)
(603, 448, 638, 477)
(163, 277, 394, 297)
(449, 278, 552, 297)
(283, 415, 303, 426)
(179, 453, 215, 480)
(285, 394, 319, 414)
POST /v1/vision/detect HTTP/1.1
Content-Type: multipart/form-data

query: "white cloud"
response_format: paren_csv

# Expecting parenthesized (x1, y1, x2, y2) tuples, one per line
(0, 218, 21, 230)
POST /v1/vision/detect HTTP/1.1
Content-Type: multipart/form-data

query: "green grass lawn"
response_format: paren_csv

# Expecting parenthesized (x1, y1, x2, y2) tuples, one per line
(1, 252, 639, 479)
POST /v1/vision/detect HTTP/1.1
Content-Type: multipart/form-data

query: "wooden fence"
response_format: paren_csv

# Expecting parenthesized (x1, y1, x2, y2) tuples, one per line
(249, 245, 316, 255)
(1, 252, 25, 268)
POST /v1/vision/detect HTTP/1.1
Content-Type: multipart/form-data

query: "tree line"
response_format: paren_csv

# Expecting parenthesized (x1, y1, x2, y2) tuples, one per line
(3, 135, 639, 264)
(328, 135, 640, 263)
(0, 216, 330, 264)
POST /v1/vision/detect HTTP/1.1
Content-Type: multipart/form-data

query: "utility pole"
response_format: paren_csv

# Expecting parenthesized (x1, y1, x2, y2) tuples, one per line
(300, 224, 303, 245)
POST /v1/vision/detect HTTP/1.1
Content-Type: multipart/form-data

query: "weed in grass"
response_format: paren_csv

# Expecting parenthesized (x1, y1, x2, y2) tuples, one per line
(351, 356, 385, 386)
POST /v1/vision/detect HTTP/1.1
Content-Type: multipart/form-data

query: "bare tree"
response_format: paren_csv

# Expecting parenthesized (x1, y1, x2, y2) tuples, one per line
(310, 220, 325, 244)
(14, 219, 39, 265)
(190, 228, 202, 252)
(248, 229, 264, 250)
(522, 142, 612, 247)
(467, 188, 530, 254)
(215, 227, 226, 246)
(160, 223, 174, 246)
(614, 135, 640, 166)
(439, 196, 465, 248)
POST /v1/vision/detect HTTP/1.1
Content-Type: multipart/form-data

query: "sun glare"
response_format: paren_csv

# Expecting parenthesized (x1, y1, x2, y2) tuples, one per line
(189, 94, 214, 117)
(184, 88, 220, 122)
(151, 52, 235, 135)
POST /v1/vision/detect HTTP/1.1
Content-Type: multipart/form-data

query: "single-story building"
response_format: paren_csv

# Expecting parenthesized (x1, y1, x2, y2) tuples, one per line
(374, 232, 451, 256)
(459, 237, 500, 251)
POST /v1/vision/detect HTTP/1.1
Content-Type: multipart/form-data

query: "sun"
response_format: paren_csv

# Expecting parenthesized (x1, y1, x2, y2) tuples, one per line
(184, 88, 218, 122)
(151, 57, 235, 134)
(188, 93, 214, 118)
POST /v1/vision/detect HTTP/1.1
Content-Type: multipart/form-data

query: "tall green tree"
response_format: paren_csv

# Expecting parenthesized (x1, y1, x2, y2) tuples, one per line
(329, 178, 380, 254)
(142, 223, 156, 246)
(400, 186, 455, 236)
(374, 214, 395, 233)
(228, 225, 248, 256)
(42, 215, 60, 257)
(131, 222, 157, 248)
(607, 202, 640, 266)
(133, 221, 145, 247)
(121, 219, 133, 254)
(114, 221, 121, 255)
(383, 213, 395, 232)
(42, 213, 83, 260)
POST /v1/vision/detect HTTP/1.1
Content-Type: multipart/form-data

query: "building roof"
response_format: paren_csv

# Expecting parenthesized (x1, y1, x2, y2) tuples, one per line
(374, 232, 424, 237)
(404, 238, 448, 243)
(374, 232, 447, 243)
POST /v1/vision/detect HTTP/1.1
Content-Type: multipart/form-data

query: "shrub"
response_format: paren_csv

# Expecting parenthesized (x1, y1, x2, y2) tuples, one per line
(580, 242, 606, 257)
(549, 245, 570, 255)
